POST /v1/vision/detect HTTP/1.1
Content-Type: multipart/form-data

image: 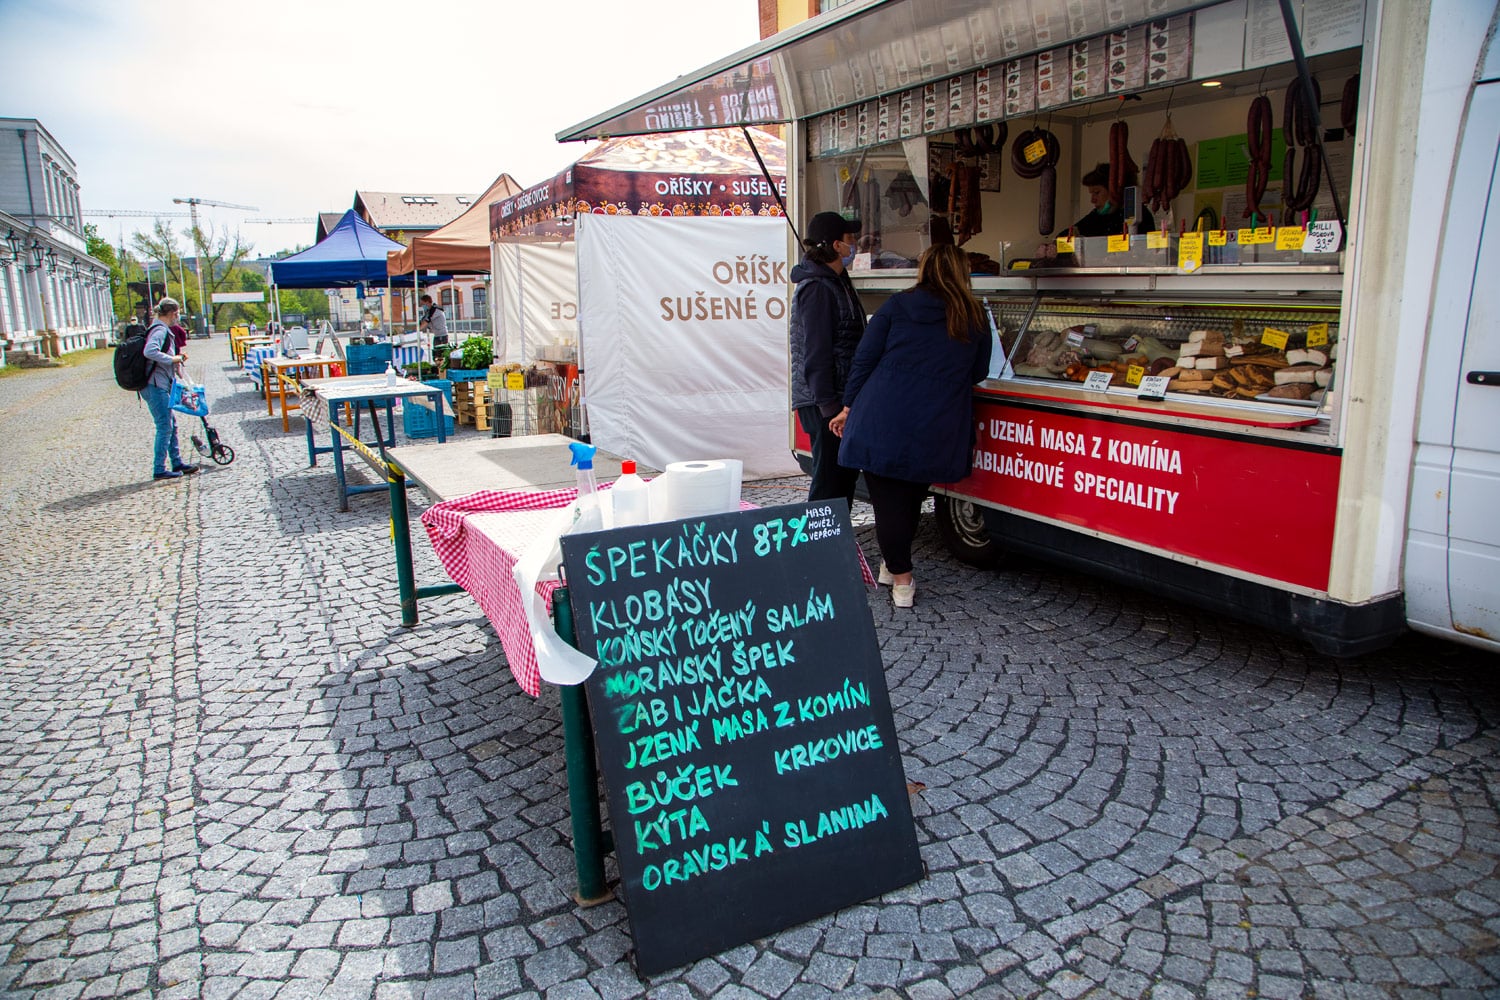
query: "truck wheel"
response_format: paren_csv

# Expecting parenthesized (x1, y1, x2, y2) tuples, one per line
(935, 494, 1003, 568)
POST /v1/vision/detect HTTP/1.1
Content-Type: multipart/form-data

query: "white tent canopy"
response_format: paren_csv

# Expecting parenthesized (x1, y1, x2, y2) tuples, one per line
(491, 241, 579, 366)
(576, 214, 798, 480)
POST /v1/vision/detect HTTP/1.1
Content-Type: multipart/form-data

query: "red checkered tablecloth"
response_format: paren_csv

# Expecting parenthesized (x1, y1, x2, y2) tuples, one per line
(420, 488, 875, 697)
(420, 488, 577, 696)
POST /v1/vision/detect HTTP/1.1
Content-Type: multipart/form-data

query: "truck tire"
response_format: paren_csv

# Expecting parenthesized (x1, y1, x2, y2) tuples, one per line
(934, 494, 1004, 568)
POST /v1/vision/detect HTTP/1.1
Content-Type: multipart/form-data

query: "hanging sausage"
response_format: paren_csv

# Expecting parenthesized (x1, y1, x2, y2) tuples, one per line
(1141, 116, 1193, 215)
(1282, 75, 1321, 214)
(1011, 127, 1061, 235)
(1244, 95, 1274, 220)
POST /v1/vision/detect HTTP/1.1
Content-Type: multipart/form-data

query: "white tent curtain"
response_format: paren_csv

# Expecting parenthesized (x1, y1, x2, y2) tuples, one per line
(491, 241, 579, 366)
(576, 214, 799, 480)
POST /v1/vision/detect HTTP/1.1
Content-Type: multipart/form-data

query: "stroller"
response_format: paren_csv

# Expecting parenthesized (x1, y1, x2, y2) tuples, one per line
(171, 379, 235, 465)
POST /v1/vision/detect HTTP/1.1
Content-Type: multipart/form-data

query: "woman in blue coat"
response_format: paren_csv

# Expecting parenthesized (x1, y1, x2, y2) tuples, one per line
(830, 244, 991, 608)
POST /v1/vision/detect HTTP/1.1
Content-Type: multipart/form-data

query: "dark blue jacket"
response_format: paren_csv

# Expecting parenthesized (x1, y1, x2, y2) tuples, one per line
(788, 258, 865, 416)
(837, 287, 992, 484)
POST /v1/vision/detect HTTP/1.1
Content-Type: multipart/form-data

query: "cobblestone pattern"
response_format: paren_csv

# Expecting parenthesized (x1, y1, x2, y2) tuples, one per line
(0, 344, 1496, 1000)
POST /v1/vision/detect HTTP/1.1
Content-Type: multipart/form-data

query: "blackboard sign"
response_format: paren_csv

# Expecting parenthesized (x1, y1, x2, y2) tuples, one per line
(560, 500, 924, 975)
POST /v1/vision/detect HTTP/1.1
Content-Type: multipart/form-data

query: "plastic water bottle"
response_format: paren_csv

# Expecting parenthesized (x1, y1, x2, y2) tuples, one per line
(385, 361, 397, 387)
(610, 460, 651, 527)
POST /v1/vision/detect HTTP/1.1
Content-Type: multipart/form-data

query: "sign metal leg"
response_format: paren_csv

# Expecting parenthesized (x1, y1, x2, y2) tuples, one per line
(551, 587, 613, 907)
(391, 465, 419, 627)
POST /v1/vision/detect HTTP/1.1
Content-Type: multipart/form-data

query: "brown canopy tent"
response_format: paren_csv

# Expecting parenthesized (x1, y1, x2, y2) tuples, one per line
(386, 172, 524, 274)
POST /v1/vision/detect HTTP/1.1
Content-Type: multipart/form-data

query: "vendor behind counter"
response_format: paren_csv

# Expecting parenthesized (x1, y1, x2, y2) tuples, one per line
(1064, 161, 1156, 238)
(1023, 162, 1156, 268)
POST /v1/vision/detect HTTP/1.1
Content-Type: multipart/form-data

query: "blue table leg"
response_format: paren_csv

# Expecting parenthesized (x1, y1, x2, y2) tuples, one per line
(433, 390, 448, 443)
(332, 408, 350, 512)
(305, 412, 317, 467)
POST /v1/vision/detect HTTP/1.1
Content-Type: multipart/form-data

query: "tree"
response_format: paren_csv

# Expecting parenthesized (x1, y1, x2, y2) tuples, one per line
(186, 220, 252, 328)
(129, 219, 253, 329)
(130, 221, 196, 316)
(83, 224, 131, 321)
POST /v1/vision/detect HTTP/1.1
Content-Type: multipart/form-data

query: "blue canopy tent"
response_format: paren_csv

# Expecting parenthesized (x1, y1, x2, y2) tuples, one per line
(269, 210, 405, 288)
(267, 209, 450, 338)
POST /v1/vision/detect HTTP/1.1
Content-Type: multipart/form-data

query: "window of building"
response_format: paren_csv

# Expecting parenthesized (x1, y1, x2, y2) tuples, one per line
(472, 286, 487, 317)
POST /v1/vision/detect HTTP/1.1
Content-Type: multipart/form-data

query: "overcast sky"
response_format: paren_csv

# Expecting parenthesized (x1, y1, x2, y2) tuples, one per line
(1, 0, 762, 256)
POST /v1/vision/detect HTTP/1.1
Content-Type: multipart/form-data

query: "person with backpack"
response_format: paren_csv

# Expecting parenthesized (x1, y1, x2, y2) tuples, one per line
(141, 297, 197, 480)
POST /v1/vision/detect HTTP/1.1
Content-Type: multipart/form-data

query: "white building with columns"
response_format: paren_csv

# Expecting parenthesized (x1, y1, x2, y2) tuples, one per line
(0, 118, 114, 366)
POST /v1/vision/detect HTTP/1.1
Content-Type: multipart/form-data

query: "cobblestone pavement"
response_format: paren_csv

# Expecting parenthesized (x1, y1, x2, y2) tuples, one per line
(1, 341, 1498, 1000)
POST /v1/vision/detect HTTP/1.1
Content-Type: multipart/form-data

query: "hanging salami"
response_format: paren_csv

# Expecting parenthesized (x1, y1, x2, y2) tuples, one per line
(1012, 127, 1061, 235)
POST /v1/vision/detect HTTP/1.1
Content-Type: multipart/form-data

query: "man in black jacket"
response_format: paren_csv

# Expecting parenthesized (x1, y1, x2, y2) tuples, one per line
(789, 211, 866, 505)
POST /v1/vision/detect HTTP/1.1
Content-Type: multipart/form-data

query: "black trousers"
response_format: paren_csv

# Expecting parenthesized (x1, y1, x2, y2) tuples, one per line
(797, 405, 860, 508)
(862, 470, 929, 576)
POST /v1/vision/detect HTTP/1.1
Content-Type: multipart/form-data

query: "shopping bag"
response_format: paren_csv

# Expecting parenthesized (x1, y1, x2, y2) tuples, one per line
(170, 379, 209, 417)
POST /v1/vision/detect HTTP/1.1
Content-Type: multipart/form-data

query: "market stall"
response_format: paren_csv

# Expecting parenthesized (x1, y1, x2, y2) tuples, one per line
(489, 128, 786, 365)
(557, 0, 1500, 656)
(268, 209, 406, 288)
(487, 129, 793, 475)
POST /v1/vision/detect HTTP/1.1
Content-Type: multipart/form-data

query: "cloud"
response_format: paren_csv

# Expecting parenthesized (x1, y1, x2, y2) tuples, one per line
(1, 0, 761, 254)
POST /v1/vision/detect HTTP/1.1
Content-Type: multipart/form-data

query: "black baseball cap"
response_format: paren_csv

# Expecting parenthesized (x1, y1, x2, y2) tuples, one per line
(807, 211, 860, 245)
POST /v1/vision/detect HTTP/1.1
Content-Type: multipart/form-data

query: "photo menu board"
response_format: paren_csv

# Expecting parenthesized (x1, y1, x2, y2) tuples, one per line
(559, 501, 923, 975)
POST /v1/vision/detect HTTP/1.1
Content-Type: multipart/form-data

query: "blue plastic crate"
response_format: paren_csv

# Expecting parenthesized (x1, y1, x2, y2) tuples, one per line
(445, 368, 488, 382)
(403, 379, 455, 439)
(345, 342, 393, 376)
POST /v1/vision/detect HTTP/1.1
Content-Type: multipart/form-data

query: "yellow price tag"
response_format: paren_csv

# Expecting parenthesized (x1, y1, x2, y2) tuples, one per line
(1275, 226, 1306, 250)
(1240, 226, 1274, 245)
(1178, 232, 1204, 273)
(1107, 234, 1130, 253)
(1024, 139, 1047, 164)
(1261, 327, 1290, 351)
(1055, 236, 1075, 254)
(504, 371, 525, 390)
(1208, 230, 1228, 247)
(1146, 231, 1169, 249)
(1012, 260, 1031, 270)
(1125, 365, 1145, 387)
(1307, 323, 1330, 347)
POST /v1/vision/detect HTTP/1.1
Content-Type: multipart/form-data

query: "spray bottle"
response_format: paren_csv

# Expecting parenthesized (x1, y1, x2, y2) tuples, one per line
(568, 441, 603, 532)
(385, 360, 398, 387)
(610, 460, 651, 527)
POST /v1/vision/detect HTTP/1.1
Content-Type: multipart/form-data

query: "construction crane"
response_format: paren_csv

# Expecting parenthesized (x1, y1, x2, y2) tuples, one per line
(173, 196, 257, 236)
(172, 197, 258, 332)
(83, 209, 190, 218)
(241, 217, 316, 224)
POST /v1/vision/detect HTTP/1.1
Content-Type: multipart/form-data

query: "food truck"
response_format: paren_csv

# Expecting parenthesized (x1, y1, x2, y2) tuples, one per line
(559, 0, 1500, 657)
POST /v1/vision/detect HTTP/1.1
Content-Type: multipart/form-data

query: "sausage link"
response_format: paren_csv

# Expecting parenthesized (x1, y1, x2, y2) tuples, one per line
(1039, 164, 1056, 235)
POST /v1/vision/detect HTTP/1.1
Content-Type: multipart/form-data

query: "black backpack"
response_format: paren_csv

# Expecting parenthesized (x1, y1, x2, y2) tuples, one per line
(114, 323, 158, 391)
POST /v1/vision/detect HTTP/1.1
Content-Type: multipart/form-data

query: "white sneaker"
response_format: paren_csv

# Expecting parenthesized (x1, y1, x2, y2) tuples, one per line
(891, 582, 916, 608)
(877, 561, 894, 586)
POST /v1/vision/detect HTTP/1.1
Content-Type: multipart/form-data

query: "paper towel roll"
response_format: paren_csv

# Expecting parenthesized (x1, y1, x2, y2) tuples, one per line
(648, 460, 739, 522)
